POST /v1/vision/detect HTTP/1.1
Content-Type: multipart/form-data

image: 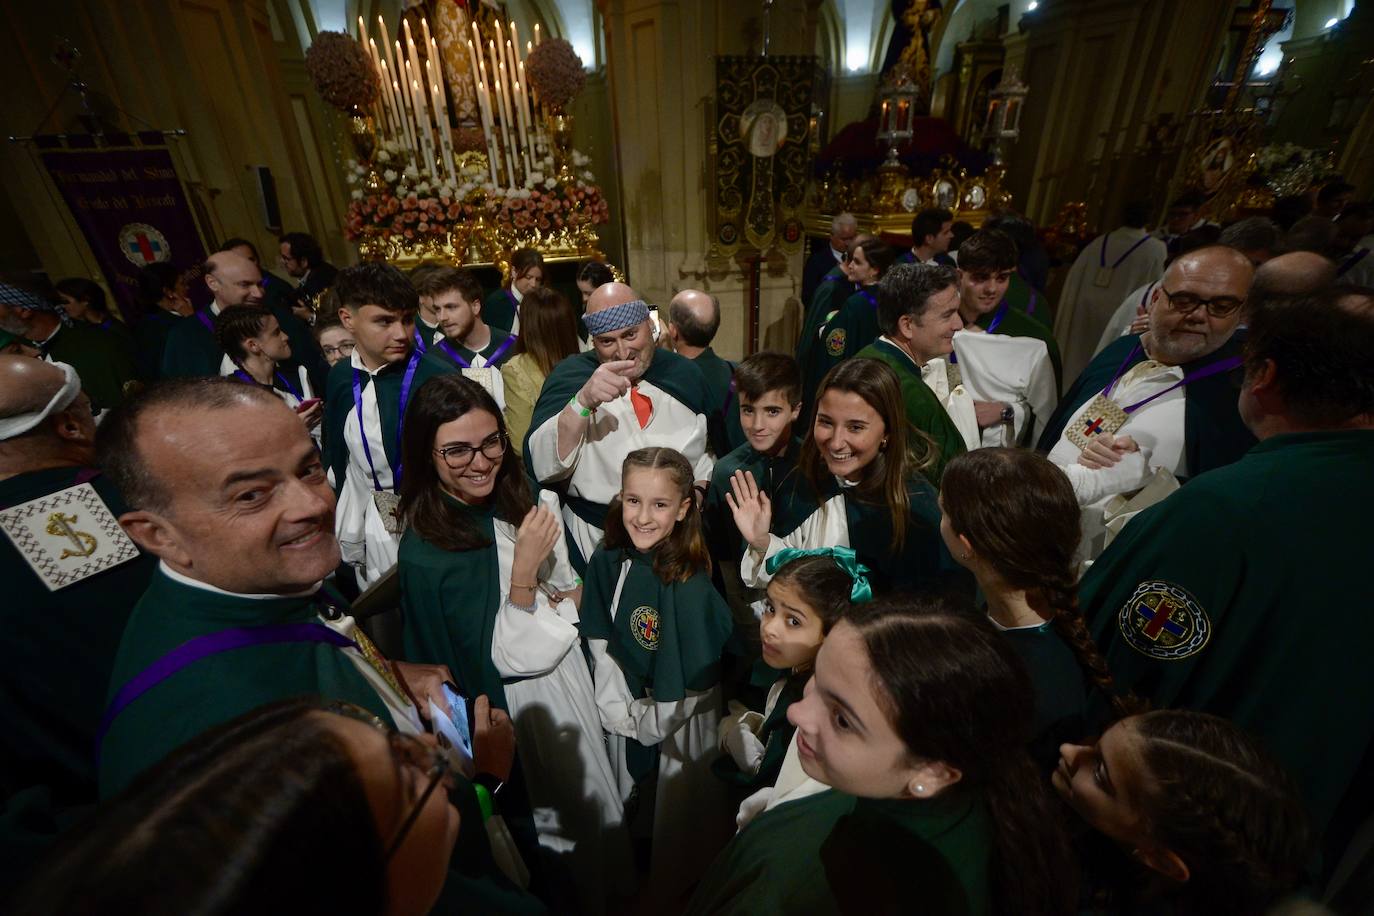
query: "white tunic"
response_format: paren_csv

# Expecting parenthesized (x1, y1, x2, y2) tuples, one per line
(488, 491, 631, 911)
(950, 328, 1058, 447)
(527, 374, 713, 562)
(917, 353, 981, 452)
(335, 352, 402, 588)
(1055, 227, 1168, 387)
(586, 558, 727, 903)
(1047, 358, 1189, 560)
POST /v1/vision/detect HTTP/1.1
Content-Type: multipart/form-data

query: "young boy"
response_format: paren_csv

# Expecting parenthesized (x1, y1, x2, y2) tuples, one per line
(324, 263, 453, 587)
(704, 352, 805, 641)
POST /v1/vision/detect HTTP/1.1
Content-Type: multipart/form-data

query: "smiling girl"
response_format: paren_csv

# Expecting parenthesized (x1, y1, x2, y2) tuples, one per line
(395, 374, 626, 908)
(582, 446, 736, 904)
(730, 358, 947, 595)
(688, 597, 1076, 915)
(714, 549, 867, 795)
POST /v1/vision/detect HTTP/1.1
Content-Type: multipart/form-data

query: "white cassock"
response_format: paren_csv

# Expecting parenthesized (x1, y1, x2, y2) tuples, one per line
(1055, 228, 1167, 387)
(335, 355, 401, 588)
(1047, 358, 1189, 561)
(492, 491, 632, 911)
(919, 355, 981, 452)
(1093, 281, 1158, 360)
(527, 376, 713, 563)
(950, 328, 1058, 447)
(586, 560, 725, 904)
(220, 362, 320, 445)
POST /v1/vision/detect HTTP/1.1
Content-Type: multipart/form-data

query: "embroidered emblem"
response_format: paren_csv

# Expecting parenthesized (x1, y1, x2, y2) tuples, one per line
(825, 327, 846, 357)
(1117, 580, 1211, 661)
(0, 483, 138, 591)
(629, 605, 661, 651)
(1065, 393, 1129, 450)
(118, 222, 171, 265)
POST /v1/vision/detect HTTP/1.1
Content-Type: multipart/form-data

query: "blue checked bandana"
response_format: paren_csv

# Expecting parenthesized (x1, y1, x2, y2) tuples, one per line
(583, 299, 650, 336)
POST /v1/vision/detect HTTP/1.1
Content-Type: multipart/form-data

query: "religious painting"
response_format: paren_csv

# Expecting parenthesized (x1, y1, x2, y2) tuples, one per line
(1199, 136, 1236, 197)
(712, 56, 821, 255)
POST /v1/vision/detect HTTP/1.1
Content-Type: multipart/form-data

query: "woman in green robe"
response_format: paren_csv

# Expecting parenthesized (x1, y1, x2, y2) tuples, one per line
(687, 598, 1078, 916)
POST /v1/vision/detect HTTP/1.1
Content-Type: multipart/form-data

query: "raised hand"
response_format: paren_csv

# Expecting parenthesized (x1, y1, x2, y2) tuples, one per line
(576, 359, 636, 411)
(725, 469, 772, 553)
(512, 505, 562, 584)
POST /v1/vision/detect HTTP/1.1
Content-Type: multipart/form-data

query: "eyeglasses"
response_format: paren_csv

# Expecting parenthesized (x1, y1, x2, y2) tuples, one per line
(1158, 286, 1244, 318)
(434, 432, 508, 469)
(322, 341, 356, 358)
(326, 701, 451, 860)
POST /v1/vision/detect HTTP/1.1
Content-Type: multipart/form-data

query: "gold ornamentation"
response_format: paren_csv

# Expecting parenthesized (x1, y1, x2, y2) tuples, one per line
(357, 215, 604, 273)
(804, 158, 1010, 236)
(46, 512, 97, 559)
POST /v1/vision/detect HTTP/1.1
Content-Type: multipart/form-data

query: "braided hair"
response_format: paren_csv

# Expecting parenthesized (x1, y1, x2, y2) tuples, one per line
(1131, 710, 1314, 914)
(940, 448, 1140, 719)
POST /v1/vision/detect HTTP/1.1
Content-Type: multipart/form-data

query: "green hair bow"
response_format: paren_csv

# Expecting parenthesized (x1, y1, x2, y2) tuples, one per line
(765, 546, 873, 603)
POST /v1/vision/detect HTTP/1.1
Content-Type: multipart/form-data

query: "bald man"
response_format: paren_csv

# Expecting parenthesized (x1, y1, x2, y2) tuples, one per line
(1249, 251, 1337, 310)
(0, 357, 152, 880)
(160, 251, 264, 378)
(1039, 246, 1259, 559)
(667, 289, 745, 456)
(524, 283, 714, 569)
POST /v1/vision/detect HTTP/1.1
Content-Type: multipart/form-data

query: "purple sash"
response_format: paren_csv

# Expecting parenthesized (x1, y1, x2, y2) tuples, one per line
(195, 310, 215, 334)
(352, 350, 422, 491)
(232, 367, 303, 400)
(1101, 234, 1152, 270)
(96, 621, 354, 753)
(437, 332, 518, 369)
(1102, 343, 1242, 414)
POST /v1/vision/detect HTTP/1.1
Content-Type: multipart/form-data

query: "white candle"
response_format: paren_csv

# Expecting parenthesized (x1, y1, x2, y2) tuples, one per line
(370, 41, 398, 138)
(378, 16, 400, 92)
(511, 22, 523, 69)
(416, 80, 437, 176)
(427, 59, 455, 179)
(475, 49, 502, 185)
(420, 16, 433, 60)
(534, 23, 540, 45)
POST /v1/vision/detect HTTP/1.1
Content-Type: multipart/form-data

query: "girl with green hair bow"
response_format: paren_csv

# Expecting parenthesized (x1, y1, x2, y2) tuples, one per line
(714, 547, 871, 797)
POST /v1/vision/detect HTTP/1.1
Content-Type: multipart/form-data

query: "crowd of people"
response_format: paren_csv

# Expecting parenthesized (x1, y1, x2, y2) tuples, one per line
(1, 180, 1371, 916)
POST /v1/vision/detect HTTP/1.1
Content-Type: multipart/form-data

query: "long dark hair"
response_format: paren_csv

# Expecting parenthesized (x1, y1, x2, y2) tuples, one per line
(11, 699, 385, 915)
(513, 286, 582, 376)
(940, 448, 1137, 719)
(1128, 710, 1313, 915)
(846, 597, 1078, 915)
(604, 447, 711, 583)
(398, 374, 533, 551)
(55, 276, 109, 319)
(769, 553, 854, 634)
(799, 358, 937, 551)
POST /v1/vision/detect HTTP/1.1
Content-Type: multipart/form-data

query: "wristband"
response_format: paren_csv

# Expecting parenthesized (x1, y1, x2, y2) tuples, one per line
(473, 783, 495, 821)
(569, 395, 592, 417)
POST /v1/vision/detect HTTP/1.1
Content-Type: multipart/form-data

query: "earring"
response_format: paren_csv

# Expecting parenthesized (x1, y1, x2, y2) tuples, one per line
(915, 784, 925, 795)
(961, 551, 972, 561)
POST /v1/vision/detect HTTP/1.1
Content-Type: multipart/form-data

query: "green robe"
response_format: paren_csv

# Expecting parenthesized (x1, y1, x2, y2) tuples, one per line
(484, 288, 520, 333)
(159, 310, 222, 378)
(132, 309, 183, 381)
(1035, 333, 1256, 476)
(398, 496, 516, 709)
(976, 300, 1063, 389)
(797, 268, 852, 420)
(99, 570, 394, 797)
(1082, 430, 1374, 853)
(690, 347, 746, 457)
(687, 788, 992, 915)
(858, 339, 966, 487)
(423, 326, 517, 371)
(44, 321, 138, 410)
(705, 437, 803, 565)
(0, 468, 154, 886)
(417, 316, 441, 351)
(996, 621, 1086, 774)
(1004, 272, 1053, 326)
(323, 353, 455, 492)
(817, 285, 881, 373)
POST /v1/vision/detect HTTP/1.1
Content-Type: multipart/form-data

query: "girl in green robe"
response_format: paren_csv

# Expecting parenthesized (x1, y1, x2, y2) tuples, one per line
(713, 549, 868, 797)
(581, 446, 736, 906)
(687, 598, 1078, 916)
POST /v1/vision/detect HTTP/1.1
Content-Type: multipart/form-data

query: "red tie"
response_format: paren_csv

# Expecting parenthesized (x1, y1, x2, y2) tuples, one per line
(630, 385, 652, 429)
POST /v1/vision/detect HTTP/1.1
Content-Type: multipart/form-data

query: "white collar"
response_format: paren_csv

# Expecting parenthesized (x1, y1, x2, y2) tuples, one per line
(209, 301, 224, 317)
(349, 349, 396, 377)
(159, 560, 322, 600)
(831, 246, 844, 263)
(878, 335, 923, 370)
(511, 286, 524, 303)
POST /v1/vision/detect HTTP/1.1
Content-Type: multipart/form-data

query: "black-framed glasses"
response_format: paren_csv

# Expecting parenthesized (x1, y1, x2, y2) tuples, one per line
(326, 701, 451, 860)
(434, 432, 508, 469)
(321, 341, 355, 359)
(1158, 286, 1244, 318)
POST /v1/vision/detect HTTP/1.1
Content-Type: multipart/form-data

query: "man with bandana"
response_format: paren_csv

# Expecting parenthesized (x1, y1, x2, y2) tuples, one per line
(525, 282, 714, 569)
(0, 357, 153, 890)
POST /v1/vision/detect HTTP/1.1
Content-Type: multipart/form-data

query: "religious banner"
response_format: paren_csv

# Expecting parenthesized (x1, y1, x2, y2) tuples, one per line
(38, 143, 207, 321)
(710, 56, 820, 256)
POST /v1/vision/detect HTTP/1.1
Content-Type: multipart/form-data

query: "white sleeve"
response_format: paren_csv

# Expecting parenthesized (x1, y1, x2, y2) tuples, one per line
(490, 596, 579, 678)
(1053, 449, 1154, 506)
(527, 409, 579, 484)
(538, 489, 582, 594)
(1024, 347, 1059, 444)
(587, 638, 715, 744)
(739, 496, 848, 587)
(692, 418, 715, 481)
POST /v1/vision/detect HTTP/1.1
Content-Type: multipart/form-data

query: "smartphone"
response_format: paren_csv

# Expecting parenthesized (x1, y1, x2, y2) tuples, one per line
(295, 398, 321, 413)
(429, 682, 474, 774)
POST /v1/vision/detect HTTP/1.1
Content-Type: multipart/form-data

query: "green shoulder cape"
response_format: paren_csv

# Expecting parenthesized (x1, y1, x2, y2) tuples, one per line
(692, 347, 746, 457)
(47, 321, 138, 410)
(858, 339, 966, 486)
(483, 288, 519, 333)
(99, 571, 392, 797)
(816, 286, 880, 373)
(1035, 333, 1256, 478)
(159, 311, 222, 379)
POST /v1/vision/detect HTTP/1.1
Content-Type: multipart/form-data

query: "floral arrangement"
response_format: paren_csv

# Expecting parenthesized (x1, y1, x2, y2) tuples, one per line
(305, 31, 379, 112)
(1252, 144, 1337, 197)
(343, 143, 609, 242)
(525, 39, 586, 112)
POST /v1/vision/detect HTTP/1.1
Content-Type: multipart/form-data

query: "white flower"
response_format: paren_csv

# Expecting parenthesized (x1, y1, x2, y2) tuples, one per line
(528, 170, 545, 184)
(416, 181, 432, 195)
(350, 189, 364, 200)
(404, 165, 420, 179)
(572, 151, 590, 166)
(544, 178, 556, 189)
(346, 158, 358, 170)
(377, 149, 392, 163)
(383, 169, 398, 182)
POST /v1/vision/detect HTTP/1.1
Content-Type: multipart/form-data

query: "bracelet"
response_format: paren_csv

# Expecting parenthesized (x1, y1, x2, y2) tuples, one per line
(473, 783, 495, 821)
(569, 395, 592, 417)
(509, 580, 537, 590)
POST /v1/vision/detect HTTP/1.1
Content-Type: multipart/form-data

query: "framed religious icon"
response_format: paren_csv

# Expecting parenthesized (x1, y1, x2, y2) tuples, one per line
(740, 100, 789, 158)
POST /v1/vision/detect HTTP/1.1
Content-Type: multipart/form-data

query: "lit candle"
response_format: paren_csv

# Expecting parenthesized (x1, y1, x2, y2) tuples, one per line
(378, 16, 400, 93)
(534, 23, 540, 45)
(420, 16, 433, 60)
(511, 22, 523, 69)
(370, 41, 397, 138)
(395, 77, 416, 160)
(427, 59, 455, 178)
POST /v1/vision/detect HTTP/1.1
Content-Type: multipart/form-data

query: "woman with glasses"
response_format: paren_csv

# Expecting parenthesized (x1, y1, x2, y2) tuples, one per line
(12, 698, 543, 916)
(396, 374, 628, 911)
